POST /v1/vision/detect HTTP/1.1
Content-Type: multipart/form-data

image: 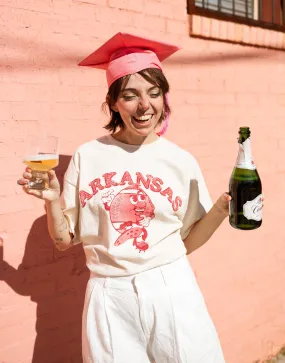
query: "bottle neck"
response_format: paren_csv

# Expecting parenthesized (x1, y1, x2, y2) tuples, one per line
(235, 136, 256, 170)
(238, 132, 250, 144)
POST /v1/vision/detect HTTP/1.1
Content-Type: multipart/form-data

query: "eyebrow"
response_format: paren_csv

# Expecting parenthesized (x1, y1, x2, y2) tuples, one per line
(120, 86, 159, 93)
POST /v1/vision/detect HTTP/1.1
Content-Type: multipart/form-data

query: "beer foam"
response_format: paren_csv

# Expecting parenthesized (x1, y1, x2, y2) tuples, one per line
(24, 153, 59, 162)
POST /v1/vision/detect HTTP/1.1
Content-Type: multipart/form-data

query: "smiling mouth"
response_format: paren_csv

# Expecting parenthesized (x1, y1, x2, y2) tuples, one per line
(132, 115, 153, 124)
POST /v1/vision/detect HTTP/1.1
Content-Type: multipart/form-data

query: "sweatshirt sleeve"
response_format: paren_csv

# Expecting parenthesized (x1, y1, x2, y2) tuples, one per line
(60, 151, 81, 244)
(180, 157, 213, 240)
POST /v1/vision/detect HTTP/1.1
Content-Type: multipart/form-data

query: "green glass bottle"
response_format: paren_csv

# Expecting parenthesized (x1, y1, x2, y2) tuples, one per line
(229, 127, 262, 230)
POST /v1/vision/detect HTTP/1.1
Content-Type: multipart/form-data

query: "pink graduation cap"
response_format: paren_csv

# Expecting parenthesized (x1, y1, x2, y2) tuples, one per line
(78, 32, 180, 135)
(78, 32, 180, 87)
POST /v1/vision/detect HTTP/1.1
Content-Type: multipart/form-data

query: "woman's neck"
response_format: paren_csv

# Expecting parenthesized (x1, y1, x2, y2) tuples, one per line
(112, 130, 159, 146)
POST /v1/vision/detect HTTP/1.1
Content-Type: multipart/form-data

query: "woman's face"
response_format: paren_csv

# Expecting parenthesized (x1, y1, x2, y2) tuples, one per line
(112, 73, 164, 143)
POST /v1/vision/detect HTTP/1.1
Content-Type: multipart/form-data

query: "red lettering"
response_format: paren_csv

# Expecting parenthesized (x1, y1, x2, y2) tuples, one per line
(79, 190, 93, 208)
(136, 173, 152, 189)
(119, 171, 134, 186)
(160, 187, 173, 203)
(89, 178, 105, 194)
(103, 172, 119, 188)
(80, 171, 182, 212)
(150, 177, 163, 192)
(172, 196, 182, 212)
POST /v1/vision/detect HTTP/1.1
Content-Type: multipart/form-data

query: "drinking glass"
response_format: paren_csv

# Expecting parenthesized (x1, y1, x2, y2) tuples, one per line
(23, 136, 59, 190)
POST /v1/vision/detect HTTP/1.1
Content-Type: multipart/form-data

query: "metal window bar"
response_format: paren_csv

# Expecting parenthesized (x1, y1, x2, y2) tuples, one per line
(281, 0, 285, 27)
(258, 0, 262, 21)
(218, 0, 222, 12)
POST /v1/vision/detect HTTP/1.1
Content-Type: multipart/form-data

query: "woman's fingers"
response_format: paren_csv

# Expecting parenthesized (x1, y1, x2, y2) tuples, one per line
(23, 185, 43, 199)
(224, 193, 231, 202)
(48, 169, 57, 180)
(17, 178, 29, 185)
(23, 172, 32, 179)
(17, 168, 33, 186)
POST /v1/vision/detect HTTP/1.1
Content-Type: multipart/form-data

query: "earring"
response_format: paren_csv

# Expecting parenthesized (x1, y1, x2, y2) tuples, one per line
(157, 115, 169, 136)
(157, 93, 170, 136)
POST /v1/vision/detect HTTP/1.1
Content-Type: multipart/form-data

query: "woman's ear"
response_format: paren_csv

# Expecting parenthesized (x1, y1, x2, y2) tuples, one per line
(107, 95, 118, 112)
(111, 104, 118, 112)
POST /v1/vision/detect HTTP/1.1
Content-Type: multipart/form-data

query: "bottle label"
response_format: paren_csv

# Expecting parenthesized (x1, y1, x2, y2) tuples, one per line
(243, 194, 263, 221)
(236, 138, 256, 170)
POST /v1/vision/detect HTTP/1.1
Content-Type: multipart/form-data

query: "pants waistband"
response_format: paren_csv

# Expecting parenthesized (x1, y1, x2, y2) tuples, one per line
(89, 255, 192, 292)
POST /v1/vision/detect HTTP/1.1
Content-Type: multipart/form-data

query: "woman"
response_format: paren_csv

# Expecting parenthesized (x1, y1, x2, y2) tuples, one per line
(18, 33, 230, 362)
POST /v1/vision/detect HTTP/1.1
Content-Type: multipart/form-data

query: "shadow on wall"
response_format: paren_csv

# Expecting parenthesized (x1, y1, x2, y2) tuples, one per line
(0, 155, 89, 363)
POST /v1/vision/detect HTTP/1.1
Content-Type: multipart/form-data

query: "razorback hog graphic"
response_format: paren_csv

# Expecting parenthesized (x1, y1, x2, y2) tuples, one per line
(101, 185, 155, 252)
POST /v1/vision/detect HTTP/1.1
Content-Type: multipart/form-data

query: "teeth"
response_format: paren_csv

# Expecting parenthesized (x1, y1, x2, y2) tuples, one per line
(134, 115, 152, 121)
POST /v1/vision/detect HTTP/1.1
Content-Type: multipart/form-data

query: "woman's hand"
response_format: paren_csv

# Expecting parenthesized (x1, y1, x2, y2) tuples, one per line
(213, 192, 265, 218)
(17, 167, 61, 202)
(213, 193, 232, 217)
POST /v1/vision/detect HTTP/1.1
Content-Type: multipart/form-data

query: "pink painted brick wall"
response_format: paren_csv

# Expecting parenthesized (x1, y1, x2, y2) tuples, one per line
(0, 0, 285, 362)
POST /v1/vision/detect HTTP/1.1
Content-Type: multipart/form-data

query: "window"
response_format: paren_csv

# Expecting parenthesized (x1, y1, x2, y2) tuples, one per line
(187, 0, 285, 31)
(195, 0, 254, 18)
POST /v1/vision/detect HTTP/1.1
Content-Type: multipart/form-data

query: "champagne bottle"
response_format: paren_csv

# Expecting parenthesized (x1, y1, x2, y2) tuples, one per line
(229, 127, 262, 230)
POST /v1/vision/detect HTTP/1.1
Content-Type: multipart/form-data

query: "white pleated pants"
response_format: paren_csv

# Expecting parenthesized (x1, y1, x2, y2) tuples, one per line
(82, 256, 225, 363)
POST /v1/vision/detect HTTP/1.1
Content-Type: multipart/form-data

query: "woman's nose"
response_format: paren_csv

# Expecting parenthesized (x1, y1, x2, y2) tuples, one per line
(138, 96, 150, 111)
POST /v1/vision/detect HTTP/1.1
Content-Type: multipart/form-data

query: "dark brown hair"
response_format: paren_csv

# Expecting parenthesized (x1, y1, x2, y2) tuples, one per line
(102, 68, 170, 133)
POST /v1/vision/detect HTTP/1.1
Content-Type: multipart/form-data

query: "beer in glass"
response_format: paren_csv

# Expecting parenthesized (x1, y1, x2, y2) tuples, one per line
(23, 136, 59, 190)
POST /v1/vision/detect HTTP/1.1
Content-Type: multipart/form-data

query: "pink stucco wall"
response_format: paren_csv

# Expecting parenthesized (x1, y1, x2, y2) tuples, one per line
(0, 1, 285, 362)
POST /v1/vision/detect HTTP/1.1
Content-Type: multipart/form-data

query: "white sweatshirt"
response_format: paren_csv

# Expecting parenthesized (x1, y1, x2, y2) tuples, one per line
(61, 135, 212, 277)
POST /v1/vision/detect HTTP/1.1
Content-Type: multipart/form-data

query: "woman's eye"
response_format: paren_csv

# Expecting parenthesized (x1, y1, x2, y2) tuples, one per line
(123, 95, 136, 101)
(150, 93, 160, 98)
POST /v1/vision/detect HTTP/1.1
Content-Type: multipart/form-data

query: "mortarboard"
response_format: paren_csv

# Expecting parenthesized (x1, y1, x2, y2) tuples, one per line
(78, 32, 180, 88)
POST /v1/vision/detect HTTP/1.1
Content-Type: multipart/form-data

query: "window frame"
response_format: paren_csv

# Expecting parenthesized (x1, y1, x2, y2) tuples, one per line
(187, 0, 285, 32)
